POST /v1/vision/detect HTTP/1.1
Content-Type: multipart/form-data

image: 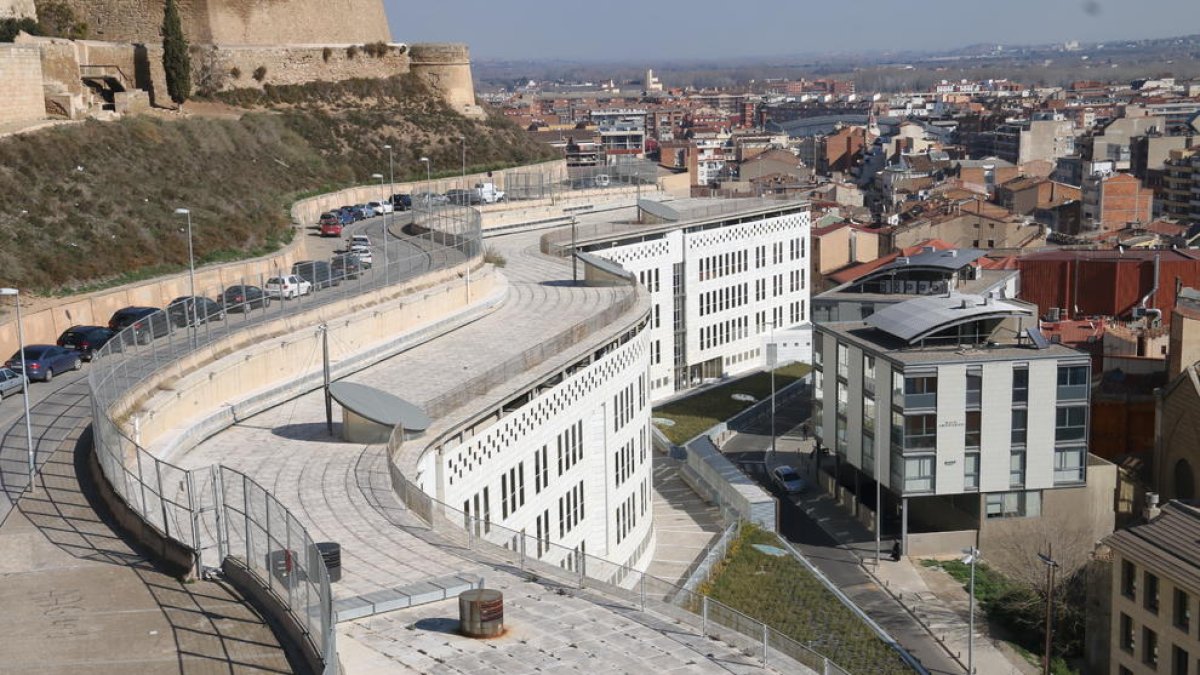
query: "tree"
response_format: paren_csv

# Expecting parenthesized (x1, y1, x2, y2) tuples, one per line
(162, 0, 191, 104)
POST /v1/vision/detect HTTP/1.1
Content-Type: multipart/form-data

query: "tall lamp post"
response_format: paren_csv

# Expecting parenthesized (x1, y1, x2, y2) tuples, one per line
(371, 173, 389, 284)
(419, 156, 432, 201)
(1039, 545, 1060, 675)
(459, 136, 467, 191)
(961, 546, 981, 675)
(174, 208, 197, 347)
(1, 288, 36, 494)
(767, 320, 777, 457)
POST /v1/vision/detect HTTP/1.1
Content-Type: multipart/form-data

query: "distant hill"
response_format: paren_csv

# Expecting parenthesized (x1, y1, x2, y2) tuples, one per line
(0, 74, 556, 292)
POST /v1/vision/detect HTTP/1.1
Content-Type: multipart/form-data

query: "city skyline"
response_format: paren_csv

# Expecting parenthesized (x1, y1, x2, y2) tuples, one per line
(385, 0, 1197, 61)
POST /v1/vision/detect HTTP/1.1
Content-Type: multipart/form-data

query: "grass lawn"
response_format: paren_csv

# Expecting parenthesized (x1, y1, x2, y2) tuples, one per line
(701, 525, 910, 674)
(652, 362, 810, 444)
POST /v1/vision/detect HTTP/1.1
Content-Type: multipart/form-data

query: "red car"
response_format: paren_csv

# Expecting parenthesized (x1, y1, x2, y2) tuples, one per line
(318, 212, 342, 237)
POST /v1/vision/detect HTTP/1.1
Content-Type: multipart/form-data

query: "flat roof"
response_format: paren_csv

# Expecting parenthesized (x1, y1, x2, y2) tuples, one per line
(328, 381, 431, 431)
(866, 294, 1032, 343)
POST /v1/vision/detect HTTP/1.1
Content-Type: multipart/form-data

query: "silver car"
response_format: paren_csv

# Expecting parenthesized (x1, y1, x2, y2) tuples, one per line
(0, 367, 28, 400)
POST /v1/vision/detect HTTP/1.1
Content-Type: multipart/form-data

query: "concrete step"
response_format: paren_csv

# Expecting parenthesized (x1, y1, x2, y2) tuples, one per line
(334, 572, 484, 622)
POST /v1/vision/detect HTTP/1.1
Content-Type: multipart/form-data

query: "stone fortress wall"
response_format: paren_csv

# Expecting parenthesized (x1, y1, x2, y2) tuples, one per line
(55, 0, 390, 45)
(0, 0, 36, 19)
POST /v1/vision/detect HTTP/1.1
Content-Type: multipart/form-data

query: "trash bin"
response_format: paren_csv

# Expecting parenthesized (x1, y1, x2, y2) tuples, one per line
(312, 542, 341, 583)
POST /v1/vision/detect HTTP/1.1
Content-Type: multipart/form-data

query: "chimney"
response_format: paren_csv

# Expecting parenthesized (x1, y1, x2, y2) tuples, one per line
(1144, 492, 1161, 521)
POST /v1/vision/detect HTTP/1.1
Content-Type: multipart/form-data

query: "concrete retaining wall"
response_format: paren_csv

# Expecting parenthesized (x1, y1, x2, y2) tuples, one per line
(0, 44, 46, 125)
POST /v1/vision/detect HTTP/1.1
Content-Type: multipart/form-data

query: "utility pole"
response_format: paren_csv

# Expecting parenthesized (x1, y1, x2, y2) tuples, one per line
(321, 325, 332, 435)
(571, 216, 578, 282)
(1039, 544, 1059, 675)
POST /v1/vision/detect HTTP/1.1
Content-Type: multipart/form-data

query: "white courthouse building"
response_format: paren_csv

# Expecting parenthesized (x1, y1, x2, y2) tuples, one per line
(586, 199, 813, 401)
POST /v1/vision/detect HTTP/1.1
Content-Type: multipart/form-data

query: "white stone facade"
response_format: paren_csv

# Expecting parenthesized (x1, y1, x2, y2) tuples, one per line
(594, 205, 812, 401)
(436, 323, 655, 574)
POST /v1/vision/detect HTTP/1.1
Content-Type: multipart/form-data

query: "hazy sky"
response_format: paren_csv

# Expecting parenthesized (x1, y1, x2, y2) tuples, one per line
(384, 0, 1195, 61)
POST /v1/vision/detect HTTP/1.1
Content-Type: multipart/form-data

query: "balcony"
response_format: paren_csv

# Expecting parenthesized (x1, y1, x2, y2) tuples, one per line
(1057, 384, 1089, 402)
(904, 392, 937, 410)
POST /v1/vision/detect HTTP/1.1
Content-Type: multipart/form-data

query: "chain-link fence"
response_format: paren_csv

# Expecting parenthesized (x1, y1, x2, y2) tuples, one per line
(86, 204, 482, 675)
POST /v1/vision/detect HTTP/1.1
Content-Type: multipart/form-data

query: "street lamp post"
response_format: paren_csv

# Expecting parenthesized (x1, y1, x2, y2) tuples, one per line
(419, 156, 432, 199)
(382, 145, 394, 275)
(1, 288, 36, 494)
(174, 208, 197, 348)
(962, 546, 981, 675)
(371, 173, 388, 284)
(768, 321, 777, 457)
(1039, 545, 1060, 675)
(459, 136, 466, 191)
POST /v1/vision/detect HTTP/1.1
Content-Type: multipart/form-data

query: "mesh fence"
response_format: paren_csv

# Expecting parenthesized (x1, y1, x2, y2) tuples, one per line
(86, 204, 481, 675)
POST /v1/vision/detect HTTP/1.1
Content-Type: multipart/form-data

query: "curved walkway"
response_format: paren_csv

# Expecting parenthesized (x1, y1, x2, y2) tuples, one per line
(175, 229, 801, 673)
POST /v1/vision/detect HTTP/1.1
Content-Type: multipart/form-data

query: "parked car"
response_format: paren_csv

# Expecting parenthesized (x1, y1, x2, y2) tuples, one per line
(167, 296, 225, 327)
(367, 200, 393, 215)
(350, 246, 373, 268)
(770, 465, 807, 494)
(108, 307, 173, 345)
(353, 204, 374, 220)
(350, 234, 371, 249)
(5, 345, 81, 382)
(337, 209, 356, 227)
(56, 325, 119, 361)
(445, 188, 481, 206)
(390, 193, 412, 211)
(264, 275, 313, 299)
(331, 253, 362, 281)
(318, 212, 339, 229)
(320, 219, 344, 237)
(221, 285, 270, 312)
(0, 367, 28, 400)
(292, 260, 339, 290)
(411, 191, 449, 207)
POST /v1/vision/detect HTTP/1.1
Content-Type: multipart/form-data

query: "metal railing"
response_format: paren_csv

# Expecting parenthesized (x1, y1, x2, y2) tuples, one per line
(387, 466, 851, 674)
(86, 204, 483, 674)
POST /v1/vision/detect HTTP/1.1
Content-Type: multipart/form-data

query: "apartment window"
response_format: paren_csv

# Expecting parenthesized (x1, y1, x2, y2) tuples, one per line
(1144, 626, 1159, 668)
(863, 396, 876, 435)
(1175, 588, 1191, 633)
(1174, 645, 1189, 675)
(814, 368, 824, 402)
(863, 355, 876, 395)
(904, 456, 935, 493)
(1011, 408, 1028, 446)
(903, 375, 938, 409)
(1012, 367, 1029, 404)
(1055, 406, 1088, 442)
(985, 490, 1041, 519)
(836, 342, 849, 380)
(1054, 446, 1086, 484)
(965, 411, 981, 449)
(1146, 571, 1161, 614)
(899, 414, 937, 450)
(964, 453, 980, 490)
(1010, 451, 1026, 487)
(863, 434, 876, 476)
(813, 332, 823, 366)
(1057, 364, 1090, 400)
(1119, 612, 1135, 653)
(1122, 559, 1138, 599)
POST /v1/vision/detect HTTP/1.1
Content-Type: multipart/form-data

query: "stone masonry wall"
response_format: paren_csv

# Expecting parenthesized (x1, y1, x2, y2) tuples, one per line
(0, 44, 46, 125)
(54, 0, 389, 46)
(0, 0, 36, 19)
(205, 43, 408, 90)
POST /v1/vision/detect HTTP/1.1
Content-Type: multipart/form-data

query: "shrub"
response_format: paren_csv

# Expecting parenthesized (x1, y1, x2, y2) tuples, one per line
(345, 45, 359, 60)
(363, 41, 390, 58)
(229, 66, 241, 79)
(252, 65, 267, 83)
(483, 246, 506, 267)
(322, 46, 332, 63)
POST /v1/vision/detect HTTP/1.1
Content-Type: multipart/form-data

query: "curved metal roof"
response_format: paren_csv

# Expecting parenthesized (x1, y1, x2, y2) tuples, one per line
(328, 382, 431, 431)
(870, 247, 986, 275)
(866, 294, 1031, 343)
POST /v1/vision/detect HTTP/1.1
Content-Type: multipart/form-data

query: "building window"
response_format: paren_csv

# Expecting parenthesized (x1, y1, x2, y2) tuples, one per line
(1010, 451, 1026, 487)
(1176, 588, 1191, 633)
(904, 456, 935, 493)
(836, 342, 849, 380)
(814, 368, 824, 402)
(1011, 408, 1028, 446)
(1055, 406, 1088, 442)
(964, 453, 980, 490)
(1120, 613, 1135, 652)
(1122, 559, 1138, 599)
(966, 368, 982, 408)
(813, 332, 823, 367)
(863, 433, 876, 475)
(1057, 364, 1090, 400)
(965, 411, 981, 449)
(836, 381, 849, 418)
(1012, 367, 1028, 404)
(903, 375, 938, 409)
(896, 413, 937, 450)
(863, 396, 876, 435)
(1144, 626, 1158, 668)
(863, 355, 876, 395)
(1054, 446, 1086, 484)
(1173, 645, 1189, 675)
(1146, 571, 1160, 614)
(985, 490, 1041, 519)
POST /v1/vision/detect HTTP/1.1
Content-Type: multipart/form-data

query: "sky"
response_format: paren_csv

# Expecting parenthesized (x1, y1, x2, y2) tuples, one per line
(383, 0, 1197, 61)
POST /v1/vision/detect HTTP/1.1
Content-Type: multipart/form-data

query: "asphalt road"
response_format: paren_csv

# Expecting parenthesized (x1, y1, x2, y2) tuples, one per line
(722, 396, 964, 675)
(0, 209, 452, 524)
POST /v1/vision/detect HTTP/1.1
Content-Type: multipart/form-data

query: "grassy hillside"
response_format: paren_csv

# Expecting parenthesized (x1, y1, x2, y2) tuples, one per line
(0, 74, 557, 293)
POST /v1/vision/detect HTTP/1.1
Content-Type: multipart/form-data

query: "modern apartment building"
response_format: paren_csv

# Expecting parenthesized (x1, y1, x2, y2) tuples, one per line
(1104, 500, 1200, 675)
(586, 199, 812, 400)
(1161, 147, 1200, 222)
(811, 292, 1113, 553)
